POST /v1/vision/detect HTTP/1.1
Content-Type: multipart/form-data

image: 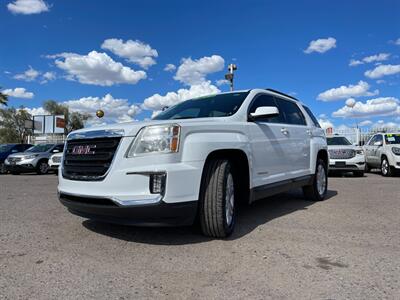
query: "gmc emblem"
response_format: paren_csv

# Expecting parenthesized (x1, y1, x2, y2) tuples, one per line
(71, 145, 96, 155)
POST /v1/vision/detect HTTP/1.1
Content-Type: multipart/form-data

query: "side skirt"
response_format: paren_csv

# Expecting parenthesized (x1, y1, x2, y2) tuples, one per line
(249, 175, 313, 203)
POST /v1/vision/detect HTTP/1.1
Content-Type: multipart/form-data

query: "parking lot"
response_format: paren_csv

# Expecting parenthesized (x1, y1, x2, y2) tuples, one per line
(0, 173, 399, 299)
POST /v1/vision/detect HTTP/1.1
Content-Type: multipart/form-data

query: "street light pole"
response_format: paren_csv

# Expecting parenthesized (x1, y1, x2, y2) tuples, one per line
(225, 64, 237, 91)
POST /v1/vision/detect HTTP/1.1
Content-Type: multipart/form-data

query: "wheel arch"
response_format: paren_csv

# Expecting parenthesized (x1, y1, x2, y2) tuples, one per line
(200, 149, 251, 204)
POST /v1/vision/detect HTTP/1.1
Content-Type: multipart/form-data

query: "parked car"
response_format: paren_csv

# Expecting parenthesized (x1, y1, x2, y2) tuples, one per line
(58, 89, 328, 238)
(0, 143, 33, 174)
(49, 152, 63, 173)
(5, 143, 64, 175)
(327, 135, 365, 177)
(364, 133, 400, 176)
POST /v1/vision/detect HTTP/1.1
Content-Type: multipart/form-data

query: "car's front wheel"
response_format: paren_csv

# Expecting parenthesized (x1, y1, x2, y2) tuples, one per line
(381, 157, 394, 177)
(303, 158, 328, 201)
(199, 159, 236, 238)
(36, 161, 49, 175)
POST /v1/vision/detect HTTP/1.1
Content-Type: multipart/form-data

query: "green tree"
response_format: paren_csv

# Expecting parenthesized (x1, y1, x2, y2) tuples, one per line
(43, 100, 91, 134)
(0, 87, 8, 106)
(0, 107, 32, 143)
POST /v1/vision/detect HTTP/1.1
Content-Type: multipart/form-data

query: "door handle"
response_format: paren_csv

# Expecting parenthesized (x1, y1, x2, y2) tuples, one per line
(306, 129, 312, 136)
(281, 128, 289, 135)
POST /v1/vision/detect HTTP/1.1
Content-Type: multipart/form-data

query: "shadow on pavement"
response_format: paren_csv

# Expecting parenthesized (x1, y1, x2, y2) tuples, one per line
(82, 189, 338, 245)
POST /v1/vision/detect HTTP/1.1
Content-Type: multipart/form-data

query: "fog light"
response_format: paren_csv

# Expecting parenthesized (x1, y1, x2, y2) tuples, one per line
(149, 173, 166, 194)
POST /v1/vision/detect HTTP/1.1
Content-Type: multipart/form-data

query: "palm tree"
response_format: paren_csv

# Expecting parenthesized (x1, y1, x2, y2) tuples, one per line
(0, 87, 8, 106)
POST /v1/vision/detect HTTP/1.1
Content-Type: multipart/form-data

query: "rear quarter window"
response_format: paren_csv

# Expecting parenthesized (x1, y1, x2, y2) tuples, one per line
(302, 106, 321, 128)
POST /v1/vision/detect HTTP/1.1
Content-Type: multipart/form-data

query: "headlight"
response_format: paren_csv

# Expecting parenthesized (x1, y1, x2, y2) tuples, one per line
(126, 124, 180, 157)
(356, 149, 364, 155)
(23, 154, 39, 160)
(392, 147, 400, 155)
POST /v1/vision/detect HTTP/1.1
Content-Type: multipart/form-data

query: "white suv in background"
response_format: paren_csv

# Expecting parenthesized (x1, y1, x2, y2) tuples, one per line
(327, 135, 365, 177)
(58, 89, 328, 238)
(364, 133, 400, 176)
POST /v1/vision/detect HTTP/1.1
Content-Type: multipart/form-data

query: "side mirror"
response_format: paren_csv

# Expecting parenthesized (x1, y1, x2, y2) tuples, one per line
(249, 106, 279, 120)
(52, 149, 60, 153)
(373, 141, 383, 147)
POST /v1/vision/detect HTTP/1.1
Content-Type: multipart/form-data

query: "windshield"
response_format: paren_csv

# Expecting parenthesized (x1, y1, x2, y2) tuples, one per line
(153, 92, 250, 120)
(327, 137, 352, 146)
(25, 144, 54, 153)
(385, 133, 400, 144)
(0, 144, 14, 152)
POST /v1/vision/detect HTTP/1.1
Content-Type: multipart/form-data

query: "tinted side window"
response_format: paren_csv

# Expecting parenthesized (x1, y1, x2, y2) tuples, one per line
(275, 98, 306, 125)
(302, 105, 320, 127)
(375, 135, 383, 143)
(248, 94, 284, 123)
(367, 135, 377, 145)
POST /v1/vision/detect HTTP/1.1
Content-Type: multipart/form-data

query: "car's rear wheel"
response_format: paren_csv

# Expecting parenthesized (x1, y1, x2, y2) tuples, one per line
(199, 159, 236, 238)
(303, 158, 327, 201)
(36, 161, 49, 175)
(0, 163, 7, 174)
(381, 157, 394, 177)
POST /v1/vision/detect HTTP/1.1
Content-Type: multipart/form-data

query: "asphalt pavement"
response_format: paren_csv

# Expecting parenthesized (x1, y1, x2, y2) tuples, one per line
(1, 172, 399, 299)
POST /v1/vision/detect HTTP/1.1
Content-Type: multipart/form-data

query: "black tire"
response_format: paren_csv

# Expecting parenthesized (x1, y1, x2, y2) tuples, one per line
(381, 157, 394, 177)
(199, 159, 236, 238)
(0, 163, 7, 174)
(303, 159, 328, 201)
(36, 160, 49, 175)
(353, 171, 364, 177)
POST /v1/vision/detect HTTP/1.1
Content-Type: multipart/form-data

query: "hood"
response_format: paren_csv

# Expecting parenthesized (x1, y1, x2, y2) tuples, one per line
(68, 117, 227, 139)
(7, 152, 46, 158)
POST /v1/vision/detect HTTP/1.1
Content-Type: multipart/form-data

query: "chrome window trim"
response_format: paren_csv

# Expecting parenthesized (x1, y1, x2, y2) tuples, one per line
(67, 129, 125, 140)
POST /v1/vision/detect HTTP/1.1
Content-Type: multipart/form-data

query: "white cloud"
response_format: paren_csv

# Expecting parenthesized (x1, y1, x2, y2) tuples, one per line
(332, 97, 399, 118)
(13, 66, 40, 81)
(349, 59, 363, 67)
(142, 81, 220, 111)
(349, 53, 390, 67)
(174, 55, 224, 85)
(7, 0, 49, 14)
(317, 81, 378, 101)
(304, 37, 336, 54)
(358, 120, 373, 127)
(52, 51, 147, 86)
(393, 38, 400, 46)
(24, 106, 46, 115)
(25, 94, 141, 125)
(101, 38, 158, 69)
(318, 118, 334, 130)
(2, 87, 34, 99)
(364, 64, 400, 79)
(372, 120, 399, 131)
(164, 64, 176, 72)
(40, 71, 56, 83)
(216, 79, 230, 86)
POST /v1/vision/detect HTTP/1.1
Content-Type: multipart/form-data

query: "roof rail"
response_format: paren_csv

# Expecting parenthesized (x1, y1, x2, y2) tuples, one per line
(265, 88, 299, 101)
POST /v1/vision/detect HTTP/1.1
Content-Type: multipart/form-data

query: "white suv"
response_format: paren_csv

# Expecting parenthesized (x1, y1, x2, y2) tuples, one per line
(364, 133, 400, 176)
(58, 89, 328, 237)
(327, 135, 365, 177)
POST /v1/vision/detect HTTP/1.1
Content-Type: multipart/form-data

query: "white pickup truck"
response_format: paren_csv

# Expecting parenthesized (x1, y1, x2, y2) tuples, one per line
(58, 89, 328, 237)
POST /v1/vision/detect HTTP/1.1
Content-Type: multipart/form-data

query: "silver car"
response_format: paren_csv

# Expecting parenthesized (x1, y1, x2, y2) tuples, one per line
(5, 143, 64, 175)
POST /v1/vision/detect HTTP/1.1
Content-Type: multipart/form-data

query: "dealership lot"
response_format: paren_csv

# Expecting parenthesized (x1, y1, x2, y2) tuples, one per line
(1, 173, 399, 299)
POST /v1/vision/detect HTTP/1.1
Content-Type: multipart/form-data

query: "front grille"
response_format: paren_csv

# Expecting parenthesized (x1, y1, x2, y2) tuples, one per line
(63, 137, 121, 181)
(329, 149, 356, 159)
(8, 157, 22, 163)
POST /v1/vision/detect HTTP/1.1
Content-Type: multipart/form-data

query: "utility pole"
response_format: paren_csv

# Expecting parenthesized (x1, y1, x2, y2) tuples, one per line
(224, 64, 237, 91)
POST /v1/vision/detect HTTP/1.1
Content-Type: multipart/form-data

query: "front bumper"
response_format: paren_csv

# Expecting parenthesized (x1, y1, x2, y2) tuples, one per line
(5, 164, 36, 172)
(329, 155, 365, 171)
(59, 192, 197, 226)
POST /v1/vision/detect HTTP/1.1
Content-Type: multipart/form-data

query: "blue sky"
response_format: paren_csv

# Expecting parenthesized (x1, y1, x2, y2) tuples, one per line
(1, 0, 399, 129)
